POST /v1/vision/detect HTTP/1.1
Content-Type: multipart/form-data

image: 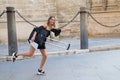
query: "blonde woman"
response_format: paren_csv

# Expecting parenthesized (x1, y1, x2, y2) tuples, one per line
(12, 16, 63, 75)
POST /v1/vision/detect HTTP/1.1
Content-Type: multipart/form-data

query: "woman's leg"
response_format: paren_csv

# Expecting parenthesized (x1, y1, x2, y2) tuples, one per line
(16, 45, 35, 57)
(38, 49, 47, 70)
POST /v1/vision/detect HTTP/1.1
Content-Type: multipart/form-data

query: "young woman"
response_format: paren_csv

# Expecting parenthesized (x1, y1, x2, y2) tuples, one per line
(12, 16, 69, 75)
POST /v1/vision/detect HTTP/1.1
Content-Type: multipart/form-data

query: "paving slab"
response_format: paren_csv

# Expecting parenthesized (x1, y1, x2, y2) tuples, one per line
(0, 50, 120, 80)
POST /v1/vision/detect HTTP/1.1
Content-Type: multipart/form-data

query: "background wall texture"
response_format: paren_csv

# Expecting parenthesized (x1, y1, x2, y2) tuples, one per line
(0, 0, 120, 43)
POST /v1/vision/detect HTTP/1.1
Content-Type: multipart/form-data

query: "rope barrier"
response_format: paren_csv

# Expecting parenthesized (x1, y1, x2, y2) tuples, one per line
(0, 10, 6, 18)
(15, 10, 80, 29)
(59, 11, 80, 29)
(88, 12, 120, 28)
(15, 10, 37, 27)
(2, 9, 119, 28)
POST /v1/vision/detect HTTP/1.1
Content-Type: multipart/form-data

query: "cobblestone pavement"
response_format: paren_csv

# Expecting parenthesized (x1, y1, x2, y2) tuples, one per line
(0, 50, 120, 80)
(0, 37, 120, 56)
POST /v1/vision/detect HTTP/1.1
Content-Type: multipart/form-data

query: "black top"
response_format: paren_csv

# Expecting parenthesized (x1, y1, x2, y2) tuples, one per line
(28, 26, 61, 46)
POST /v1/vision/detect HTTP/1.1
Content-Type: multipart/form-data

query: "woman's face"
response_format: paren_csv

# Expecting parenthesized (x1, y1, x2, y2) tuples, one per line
(49, 17, 55, 26)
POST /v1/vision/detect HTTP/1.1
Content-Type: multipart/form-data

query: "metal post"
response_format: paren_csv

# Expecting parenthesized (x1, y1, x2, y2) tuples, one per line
(80, 7, 88, 49)
(6, 7, 18, 56)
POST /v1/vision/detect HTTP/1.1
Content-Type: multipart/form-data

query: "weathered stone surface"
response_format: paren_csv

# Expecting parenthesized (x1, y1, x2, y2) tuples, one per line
(0, 0, 120, 43)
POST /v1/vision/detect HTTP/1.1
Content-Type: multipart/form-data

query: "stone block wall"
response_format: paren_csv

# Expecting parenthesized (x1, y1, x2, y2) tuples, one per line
(87, 0, 120, 37)
(0, 0, 58, 43)
(0, 0, 120, 43)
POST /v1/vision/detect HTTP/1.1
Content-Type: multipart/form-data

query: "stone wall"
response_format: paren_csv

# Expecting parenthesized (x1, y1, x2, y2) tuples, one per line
(55, 0, 86, 38)
(0, 0, 58, 43)
(87, 0, 120, 37)
(0, 0, 120, 43)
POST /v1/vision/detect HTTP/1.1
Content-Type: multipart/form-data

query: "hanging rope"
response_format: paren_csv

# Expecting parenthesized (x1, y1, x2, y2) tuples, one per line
(15, 10, 37, 27)
(88, 12, 120, 28)
(0, 10, 6, 18)
(59, 11, 80, 29)
(15, 10, 80, 29)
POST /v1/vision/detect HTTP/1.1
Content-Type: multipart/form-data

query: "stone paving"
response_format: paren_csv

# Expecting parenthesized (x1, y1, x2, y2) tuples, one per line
(0, 37, 120, 56)
(0, 37, 120, 80)
(0, 50, 120, 80)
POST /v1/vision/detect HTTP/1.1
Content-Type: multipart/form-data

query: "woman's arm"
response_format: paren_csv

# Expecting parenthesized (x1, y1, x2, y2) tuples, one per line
(31, 31, 37, 42)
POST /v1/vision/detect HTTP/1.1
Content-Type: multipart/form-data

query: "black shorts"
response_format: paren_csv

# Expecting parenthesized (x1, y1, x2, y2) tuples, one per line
(37, 43, 46, 49)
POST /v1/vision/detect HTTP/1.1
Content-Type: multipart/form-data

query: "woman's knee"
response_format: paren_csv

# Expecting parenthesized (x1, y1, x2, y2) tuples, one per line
(42, 53, 47, 59)
(28, 52, 34, 57)
(40, 49, 47, 57)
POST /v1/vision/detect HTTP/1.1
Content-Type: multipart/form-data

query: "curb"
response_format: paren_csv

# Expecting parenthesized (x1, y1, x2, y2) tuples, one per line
(0, 49, 89, 62)
(0, 45, 120, 62)
(89, 45, 120, 52)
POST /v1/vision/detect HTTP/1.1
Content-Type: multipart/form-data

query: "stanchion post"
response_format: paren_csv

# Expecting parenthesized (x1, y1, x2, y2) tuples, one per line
(6, 7, 18, 56)
(80, 7, 89, 49)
